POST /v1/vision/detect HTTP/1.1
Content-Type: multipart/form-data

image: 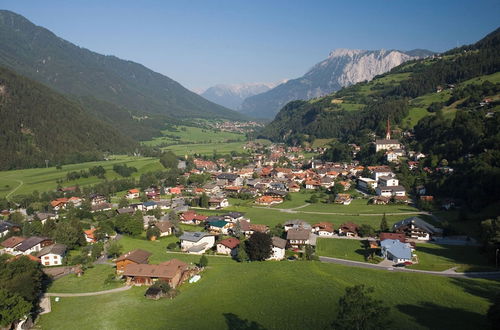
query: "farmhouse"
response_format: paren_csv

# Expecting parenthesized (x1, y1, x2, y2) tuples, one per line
(126, 189, 140, 199)
(123, 259, 188, 288)
(393, 217, 443, 241)
(284, 220, 311, 232)
(180, 232, 215, 254)
(338, 222, 359, 237)
(154, 221, 174, 237)
(180, 211, 208, 225)
(286, 228, 312, 248)
(380, 239, 413, 264)
(216, 237, 240, 256)
(14, 236, 53, 255)
(268, 237, 287, 260)
(37, 243, 67, 266)
(312, 222, 334, 236)
(115, 249, 152, 274)
(1, 236, 26, 254)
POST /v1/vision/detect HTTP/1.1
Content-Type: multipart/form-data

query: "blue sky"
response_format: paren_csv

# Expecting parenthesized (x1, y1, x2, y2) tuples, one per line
(1, 0, 499, 91)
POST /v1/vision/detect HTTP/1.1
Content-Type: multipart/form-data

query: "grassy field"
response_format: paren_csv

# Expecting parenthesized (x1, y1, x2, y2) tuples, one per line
(142, 125, 245, 147)
(409, 244, 495, 272)
(0, 155, 162, 199)
(37, 259, 500, 330)
(316, 238, 368, 262)
(47, 265, 122, 293)
(162, 141, 248, 156)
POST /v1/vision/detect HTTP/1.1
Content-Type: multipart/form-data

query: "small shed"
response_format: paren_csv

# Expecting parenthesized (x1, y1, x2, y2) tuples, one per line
(145, 287, 163, 300)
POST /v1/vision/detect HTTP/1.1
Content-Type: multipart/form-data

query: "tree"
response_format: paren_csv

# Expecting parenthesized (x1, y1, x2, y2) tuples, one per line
(379, 213, 389, 232)
(107, 241, 123, 258)
(91, 242, 104, 260)
(200, 193, 209, 208)
(358, 224, 376, 238)
(118, 197, 129, 208)
(269, 223, 285, 238)
(236, 243, 248, 262)
(198, 255, 208, 268)
(309, 194, 319, 204)
(233, 220, 242, 238)
(304, 245, 315, 261)
(332, 285, 390, 330)
(54, 221, 86, 249)
(146, 227, 161, 240)
(245, 232, 272, 261)
(0, 289, 31, 327)
(160, 151, 178, 169)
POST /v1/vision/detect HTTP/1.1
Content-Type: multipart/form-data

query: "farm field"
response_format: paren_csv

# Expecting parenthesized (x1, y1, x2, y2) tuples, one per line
(142, 125, 245, 147)
(0, 156, 162, 199)
(47, 265, 122, 293)
(162, 141, 248, 156)
(38, 259, 500, 330)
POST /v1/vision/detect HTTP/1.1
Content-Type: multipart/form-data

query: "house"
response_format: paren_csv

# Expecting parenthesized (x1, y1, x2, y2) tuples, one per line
(14, 236, 53, 255)
(1, 236, 26, 254)
(37, 243, 67, 266)
(376, 185, 406, 197)
(380, 239, 413, 264)
(268, 237, 287, 260)
(378, 176, 399, 187)
(370, 196, 391, 205)
(392, 217, 443, 241)
(126, 189, 140, 199)
(208, 198, 229, 209)
(335, 193, 352, 205)
(379, 232, 407, 243)
(50, 198, 68, 211)
(216, 237, 240, 256)
(216, 173, 242, 186)
(142, 201, 158, 211)
(155, 221, 173, 237)
(305, 180, 321, 190)
(179, 232, 215, 254)
(115, 249, 152, 274)
(357, 177, 377, 191)
(34, 212, 57, 225)
(286, 228, 312, 248)
(180, 211, 207, 225)
(222, 212, 245, 223)
(283, 220, 311, 232)
(169, 187, 182, 195)
(0, 221, 21, 238)
(143, 215, 157, 229)
(312, 222, 334, 236)
(68, 196, 83, 207)
(116, 207, 135, 215)
(288, 183, 300, 193)
(84, 228, 97, 243)
(89, 194, 107, 205)
(338, 222, 359, 237)
(91, 203, 112, 213)
(255, 196, 283, 206)
(375, 139, 401, 152)
(208, 220, 233, 235)
(123, 258, 188, 288)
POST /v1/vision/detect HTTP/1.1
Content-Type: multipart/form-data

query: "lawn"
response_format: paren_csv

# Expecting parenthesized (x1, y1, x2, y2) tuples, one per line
(142, 125, 245, 147)
(0, 155, 162, 198)
(316, 238, 368, 262)
(162, 141, 248, 156)
(118, 235, 180, 263)
(409, 244, 496, 273)
(47, 264, 122, 293)
(37, 260, 500, 330)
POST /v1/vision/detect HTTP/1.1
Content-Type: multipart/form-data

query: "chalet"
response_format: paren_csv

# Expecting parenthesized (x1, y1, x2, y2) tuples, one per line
(288, 183, 301, 193)
(180, 211, 207, 225)
(370, 196, 391, 205)
(379, 232, 407, 243)
(89, 194, 107, 205)
(115, 249, 152, 274)
(143, 215, 157, 229)
(179, 232, 215, 254)
(14, 236, 53, 255)
(1, 236, 26, 254)
(312, 222, 334, 236)
(126, 189, 141, 199)
(380, 239, 413, 264)
(208, 197, 229, 209)
(208, 220, 233, 235)
(216, 237, 240, 256)
(50, 198, 68, 211)
(216, 173, 242, 186)
(123, 259, 188, 288)
(393, 217, 443, 241)
(284, 220, 311, 232)
(37, 243, 67, 266)
(91, 203, 112, 213)
(202, 183, 221, 195)
(268, 236, 287, 260)
(305, 179, 321, 190)
(222, 212, 245, 223)
(68, 196, 83, 207)
(286, 228, 312, 248)
(338, 222, 359, 237)
(255, 196, 283, 206)
(34, 212, 57, 225)
(155, 221, 173, 237)
(335, 193, 352, 205)
(84, 228, 97, 243)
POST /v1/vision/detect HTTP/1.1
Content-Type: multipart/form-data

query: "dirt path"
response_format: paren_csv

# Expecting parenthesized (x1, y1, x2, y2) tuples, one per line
(46, 285, 132, 297)
(5, 178, 23, 200)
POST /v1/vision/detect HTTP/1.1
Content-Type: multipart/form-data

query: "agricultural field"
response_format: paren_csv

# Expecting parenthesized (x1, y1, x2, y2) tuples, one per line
(38, 258, 500, 330)
(0, 156, 162, 199)
(142, 125, 246, 147)
(162, 141, 248, 156)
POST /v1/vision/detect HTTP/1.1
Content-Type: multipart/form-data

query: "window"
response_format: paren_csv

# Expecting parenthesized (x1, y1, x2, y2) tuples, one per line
(45, 256, 49, 260)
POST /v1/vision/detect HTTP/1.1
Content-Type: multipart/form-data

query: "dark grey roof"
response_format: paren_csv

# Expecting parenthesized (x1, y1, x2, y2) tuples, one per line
(16, 236, 50, 252)
(272, 236, 287, 249)
(217, 173, 239, 181)
(393, 216, 443, 234)
(287, 228, 311, 240)
(180, 232, 212, 242)
(0, 221, 16, 232)
(37, 243, 66, 257)
(283, 220, 311, 229)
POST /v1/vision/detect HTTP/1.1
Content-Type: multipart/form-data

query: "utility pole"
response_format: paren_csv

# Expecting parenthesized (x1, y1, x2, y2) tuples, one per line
(45, 159, 49, 168)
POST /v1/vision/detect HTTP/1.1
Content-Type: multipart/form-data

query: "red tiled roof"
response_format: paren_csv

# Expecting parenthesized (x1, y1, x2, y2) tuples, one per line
(218, 237, 240, 249)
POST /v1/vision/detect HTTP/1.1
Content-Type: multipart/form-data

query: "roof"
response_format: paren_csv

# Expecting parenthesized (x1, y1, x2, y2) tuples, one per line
(123, 259, 187, 279)
(392, 216, 443, 234)
(116, 207, 135, 214)
(116, 249, 152, 264)
(379, 232, 406, 243)
(155, 221, 173, 233)
(37, 243, 67, 257)
(340, 222, 359, 233)
(249, 224, 268, 233)
(0, 221, 16, 232)
(209, 220, 229, 228)
(84, 228, 96, 240)
(312, 222, 334, 232)
(179, 232, 212, 243)
(239, 219, 251, 232)
(1, 236, 26, 248)
(218, 237, 240, 249)
(272, 236, 287, 249)
(284, 220, 311, 230)
(143, 201, 157, 207)
(128, 189, 140, 194)
(381, 239, 412, 259)
(16, 236, 50, 252)
(375, 139, 400, 144)
(287, 228, 311, 240)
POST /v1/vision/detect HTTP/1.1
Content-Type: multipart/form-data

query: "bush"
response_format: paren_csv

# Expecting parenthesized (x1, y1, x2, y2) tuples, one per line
(167, 242, 178, 250)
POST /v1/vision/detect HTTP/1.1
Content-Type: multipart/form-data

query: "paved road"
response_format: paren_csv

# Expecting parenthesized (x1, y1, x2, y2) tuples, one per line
(318, 256, 500, 279)
(46, 285, 132, 297)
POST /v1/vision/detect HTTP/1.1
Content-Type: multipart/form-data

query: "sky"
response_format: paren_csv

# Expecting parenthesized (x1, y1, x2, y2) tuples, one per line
(1, 0, 499, 91)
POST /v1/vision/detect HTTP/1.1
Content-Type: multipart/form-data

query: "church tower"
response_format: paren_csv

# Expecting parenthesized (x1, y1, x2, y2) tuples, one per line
(385, 118, 391, 140)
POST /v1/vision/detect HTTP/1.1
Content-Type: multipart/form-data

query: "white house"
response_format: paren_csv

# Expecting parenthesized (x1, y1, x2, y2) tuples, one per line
(375, 139, 401, 152)
(126, 189, 140, 199)
(216, 237, 240, 256)
(357, 177, 378, 191)
(380, 239, 412, 264)
(378, 176, 399, 187)
(312, 222, 334, 237)
(37, 243, 66, 266)
(179, 232, 215, 254)
(376, 185, 406, 197)
(14, 236, 53, 255)
(267, 237, 287, 260)
(0, 236, 26, 254)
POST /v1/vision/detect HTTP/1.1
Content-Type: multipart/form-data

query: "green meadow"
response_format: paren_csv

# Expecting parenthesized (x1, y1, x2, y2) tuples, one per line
(142, 125, 246, 147)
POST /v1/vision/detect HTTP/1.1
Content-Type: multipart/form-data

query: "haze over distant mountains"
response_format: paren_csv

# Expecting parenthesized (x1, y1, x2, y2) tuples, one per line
(240, 48, 434, 118)
(200, 81, 286, 110)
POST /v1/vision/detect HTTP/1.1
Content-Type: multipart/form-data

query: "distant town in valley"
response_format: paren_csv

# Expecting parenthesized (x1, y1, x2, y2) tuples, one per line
(0, 3, 499, 330)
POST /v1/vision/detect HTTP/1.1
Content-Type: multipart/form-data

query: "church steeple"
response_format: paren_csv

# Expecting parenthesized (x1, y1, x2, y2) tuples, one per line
(385, 118, 391, 140)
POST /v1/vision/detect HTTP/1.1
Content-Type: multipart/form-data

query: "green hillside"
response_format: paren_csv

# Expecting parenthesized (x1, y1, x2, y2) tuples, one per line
(259, 28, 500, 144)
(0, 10, 244, 127)
(0, 66, 136, 170)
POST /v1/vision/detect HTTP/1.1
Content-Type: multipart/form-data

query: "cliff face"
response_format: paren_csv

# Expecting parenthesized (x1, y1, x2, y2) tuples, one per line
(240, 49, 430, 119)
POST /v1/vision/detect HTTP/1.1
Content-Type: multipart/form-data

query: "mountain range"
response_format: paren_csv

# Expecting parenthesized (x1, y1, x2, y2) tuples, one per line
(200, 81, 285, 110)
(240, 48, 434, 118)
